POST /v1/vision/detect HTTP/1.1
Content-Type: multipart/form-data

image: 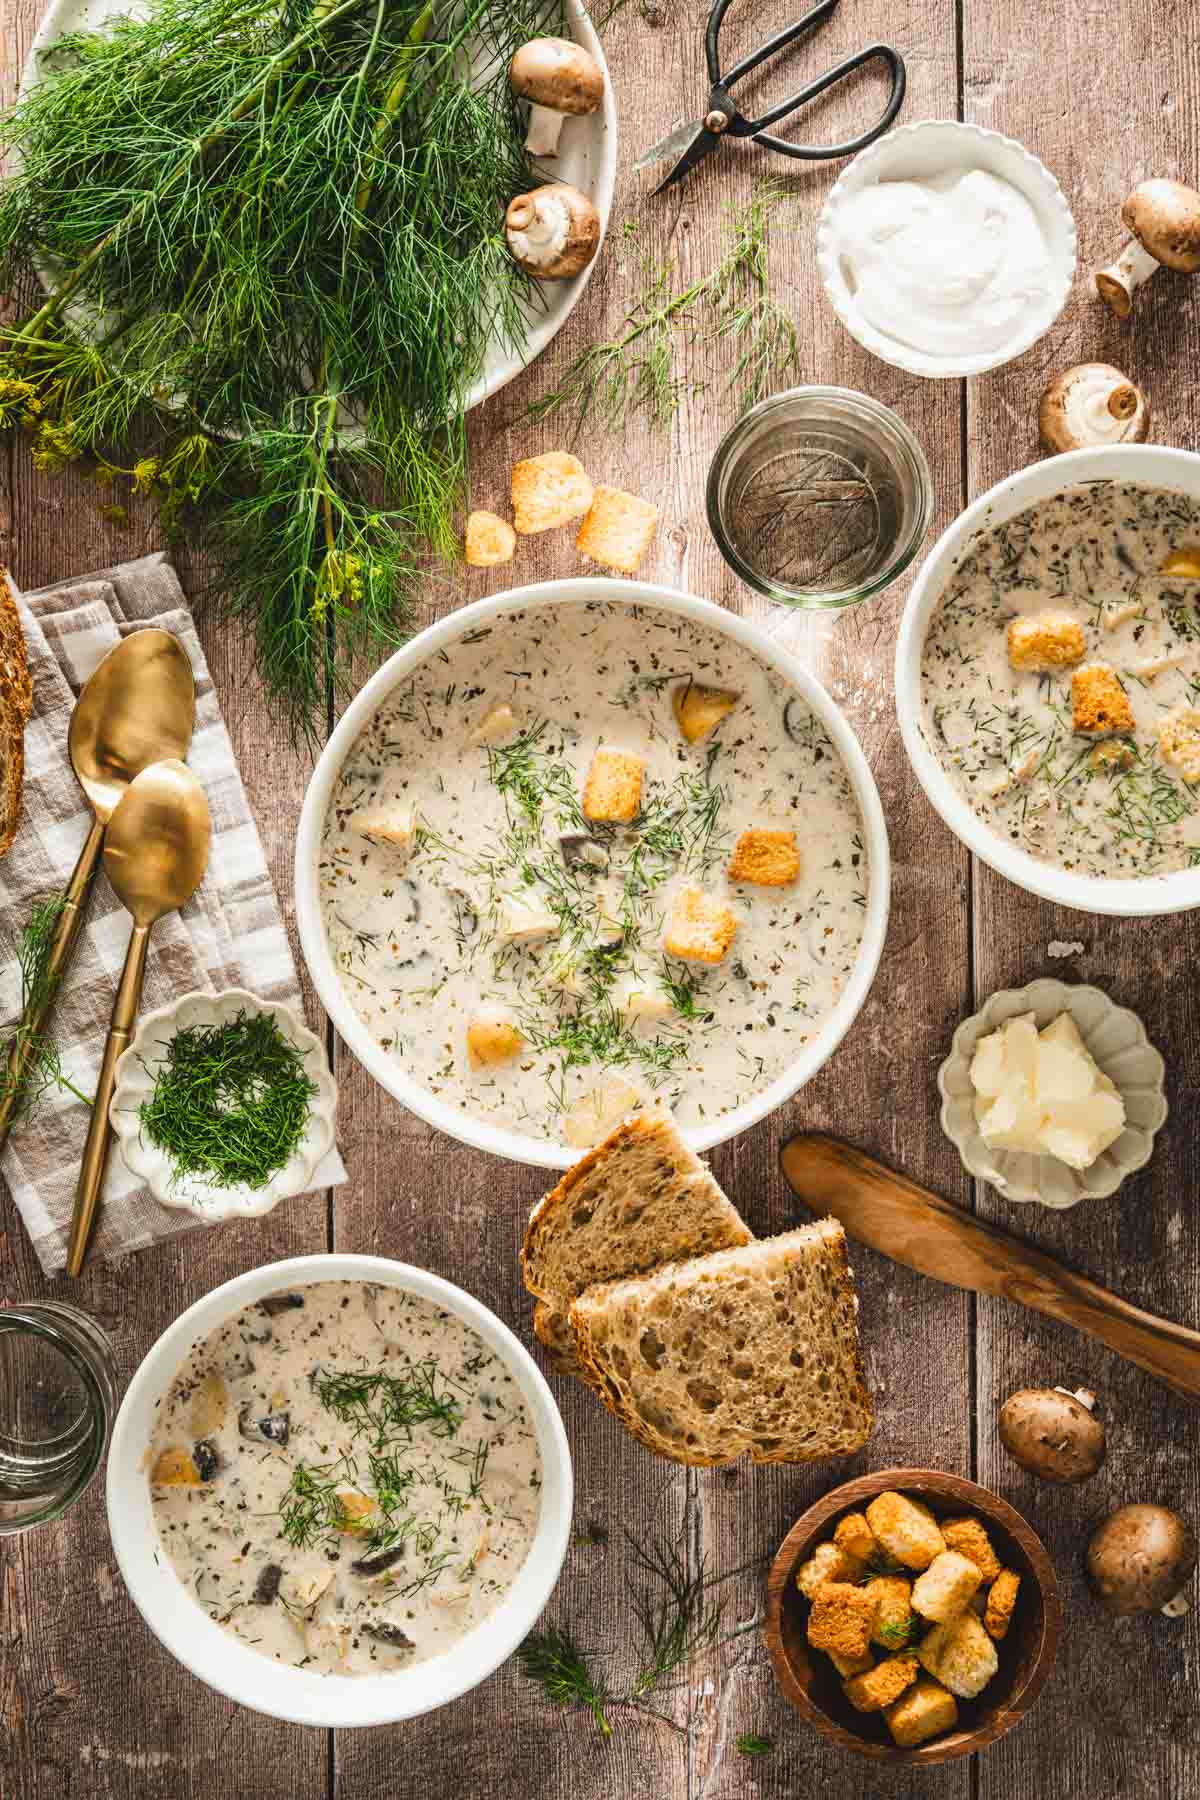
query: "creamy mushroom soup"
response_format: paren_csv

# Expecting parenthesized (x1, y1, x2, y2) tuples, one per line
(147, 1283, 542, 1676)
(921, 481, 1200, 878)
(318, 601, 870, 1146)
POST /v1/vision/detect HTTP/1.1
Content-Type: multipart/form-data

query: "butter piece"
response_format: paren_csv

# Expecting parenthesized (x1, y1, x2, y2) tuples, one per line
(969, 1011, 1125, 1171)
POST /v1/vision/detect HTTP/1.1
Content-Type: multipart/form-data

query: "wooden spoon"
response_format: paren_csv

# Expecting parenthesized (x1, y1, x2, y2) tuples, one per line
(66, 759, 210, 1277)
(780, 1133, 1200, 1402)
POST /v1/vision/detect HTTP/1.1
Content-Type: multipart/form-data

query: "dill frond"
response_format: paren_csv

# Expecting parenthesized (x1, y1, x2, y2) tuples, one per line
(626, 1532, 726, 1695)
(0, 897, 92, 1122)
(736, 1733, 773, 1757)
(516, 1627, 613, 1736)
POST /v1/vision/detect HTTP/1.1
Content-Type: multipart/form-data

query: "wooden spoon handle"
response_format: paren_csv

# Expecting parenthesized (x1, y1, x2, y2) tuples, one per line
(780, 1134, 1200, 1402)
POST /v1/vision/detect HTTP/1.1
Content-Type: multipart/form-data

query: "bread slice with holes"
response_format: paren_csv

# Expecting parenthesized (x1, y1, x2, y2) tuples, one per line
(0, 571, 31, 858)
(569, 1219, 873, 1466)
(522, 1114, 751, 1375)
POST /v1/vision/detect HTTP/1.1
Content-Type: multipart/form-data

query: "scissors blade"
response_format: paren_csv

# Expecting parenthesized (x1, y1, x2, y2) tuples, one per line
(650, 124, 724, 195)
(635, 116, 707, 171)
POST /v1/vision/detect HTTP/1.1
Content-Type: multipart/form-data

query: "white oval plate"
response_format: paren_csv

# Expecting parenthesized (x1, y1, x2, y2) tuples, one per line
(20, 0, 616, 413)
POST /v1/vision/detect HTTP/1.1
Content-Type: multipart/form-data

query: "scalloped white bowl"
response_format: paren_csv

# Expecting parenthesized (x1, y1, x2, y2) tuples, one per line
(816, 119, 1077, 379)
(110, 989, 337, 1221)
(938, 978, 1167, 1208)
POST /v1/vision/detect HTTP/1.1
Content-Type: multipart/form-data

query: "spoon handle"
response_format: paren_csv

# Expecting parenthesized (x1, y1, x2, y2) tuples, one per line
(0, 819, 105, 1155)
(66, 919, 152, 1279)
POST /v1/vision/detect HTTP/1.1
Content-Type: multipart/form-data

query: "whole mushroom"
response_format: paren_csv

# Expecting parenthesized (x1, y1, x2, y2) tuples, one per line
(505, 183, 600, 281)
(510, 37, 605, 159)
(1039, 365, 1150, 456)
(998, 1386, 1107, 1483)
(1086, 1504, 1198, 1617)
(1095, 178, 1200, 317)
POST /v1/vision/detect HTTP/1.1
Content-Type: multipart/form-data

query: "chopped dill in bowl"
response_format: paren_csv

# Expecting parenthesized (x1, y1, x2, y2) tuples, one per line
(138, 1009, 318, 1191)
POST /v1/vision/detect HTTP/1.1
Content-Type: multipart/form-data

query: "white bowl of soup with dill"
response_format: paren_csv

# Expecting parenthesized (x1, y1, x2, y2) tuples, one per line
(295, 579, 891, 1167)
(106, 1255, 571, 1728)
(897, 446, 1200, 917)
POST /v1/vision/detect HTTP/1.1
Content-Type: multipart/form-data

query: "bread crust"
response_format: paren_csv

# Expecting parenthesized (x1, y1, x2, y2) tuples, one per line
(0, 571, 30, 858)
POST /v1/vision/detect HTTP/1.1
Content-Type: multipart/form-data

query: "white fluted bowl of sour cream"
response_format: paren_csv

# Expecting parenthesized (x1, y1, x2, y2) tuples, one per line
(817, 119, 1076, 379)
(107, 1254, 573, 1728)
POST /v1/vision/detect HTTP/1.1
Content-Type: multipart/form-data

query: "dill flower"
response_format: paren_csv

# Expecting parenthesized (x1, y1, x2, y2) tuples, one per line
(31, 417, 84, 472)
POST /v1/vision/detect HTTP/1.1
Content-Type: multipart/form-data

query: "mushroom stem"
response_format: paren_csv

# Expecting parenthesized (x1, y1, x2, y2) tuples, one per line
(1162, 1591, 1191, 1618)
(1096, 238, 1162, 316)
(526, 102, 565, 158)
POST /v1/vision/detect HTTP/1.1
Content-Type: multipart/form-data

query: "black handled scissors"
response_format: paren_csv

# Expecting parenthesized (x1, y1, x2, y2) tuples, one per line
(638, 0, 906, 194)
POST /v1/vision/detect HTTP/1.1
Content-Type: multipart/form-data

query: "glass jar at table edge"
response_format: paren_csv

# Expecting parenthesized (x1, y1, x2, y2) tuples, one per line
(0, 1301, 118, 1534)
(706, 385, 935, 609)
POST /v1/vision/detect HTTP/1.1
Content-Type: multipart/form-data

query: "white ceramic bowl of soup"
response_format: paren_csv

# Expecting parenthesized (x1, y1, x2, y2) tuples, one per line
(294, 578, 892, 1168)
(106, 1255, 573, 1728)
(895, 444, 1200, 917)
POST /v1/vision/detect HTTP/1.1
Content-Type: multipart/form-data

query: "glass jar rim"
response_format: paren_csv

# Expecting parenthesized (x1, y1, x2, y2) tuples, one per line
(0, 1302, 117, 1533)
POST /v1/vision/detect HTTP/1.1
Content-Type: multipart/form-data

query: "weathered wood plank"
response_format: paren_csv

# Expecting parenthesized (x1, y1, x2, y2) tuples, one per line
(964, 2, 1200, 1796)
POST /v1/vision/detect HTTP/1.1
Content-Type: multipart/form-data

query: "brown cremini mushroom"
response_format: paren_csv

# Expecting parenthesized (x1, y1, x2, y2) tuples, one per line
(510, 38, 604, 159)
(998, 1386, 1107, 1483)
(505, 183, 600, 280)
(1038, 364, 1150, 455)
(1086, 1504, 1197, 1617)
(1095, 179, 1200, 316)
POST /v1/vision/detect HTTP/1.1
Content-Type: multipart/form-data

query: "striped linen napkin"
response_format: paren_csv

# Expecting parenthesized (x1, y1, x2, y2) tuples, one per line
(0, 552, 346, 1276)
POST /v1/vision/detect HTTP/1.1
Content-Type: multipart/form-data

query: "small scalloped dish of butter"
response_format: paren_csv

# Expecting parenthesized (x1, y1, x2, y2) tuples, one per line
(969, 1012, 1126, 1171)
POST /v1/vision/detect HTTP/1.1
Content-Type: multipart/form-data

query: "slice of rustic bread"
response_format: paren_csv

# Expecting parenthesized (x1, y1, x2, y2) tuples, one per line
(522, 1114, 751, 1375)
(0, 571, 30, 858)
(569, 1219, 873, 1467)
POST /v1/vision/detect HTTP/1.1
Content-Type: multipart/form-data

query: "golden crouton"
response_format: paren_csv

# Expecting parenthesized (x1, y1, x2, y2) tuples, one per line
(150, 1446, 203, 1487)
(1157, 704, 1200, 784)
(917, 1610, 999, 1699)
(834, 1511, 878, 1564)
(1071, 662, 1135, 736)
(884, 1676, 959, 1749)
(941, 1517, 1002, 1585)
(466, 1015, 526, 1070)
(512, 452, 594, 534)
(795, 1540, 865, 1599)
(911, 1551, 983, 1623)
(865, 1493, 946, 1571)
(1161, 547, 1200, 578)
(662, 885, 738, 965)
(469, 702, 519, 747)
(582, 747, 644, 823)
(867, 1575, 916, 1650)
(827, 1645, 875, 1678)
(672, 681, 739, 744)
(806, 1581, 879, 1662)
(1007, 611, 1087, 672)
(351, 806, 417, 852)
(727, 829, 801, 888)
(576, 485, 659, 574)
(843, 1652, 920, 1715)
(984, 1568, 1021, 1641)
(464, 510, 516, 566)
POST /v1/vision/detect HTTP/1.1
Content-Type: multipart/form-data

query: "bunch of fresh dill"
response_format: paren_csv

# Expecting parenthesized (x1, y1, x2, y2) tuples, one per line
(530, 183, 801, 435)
(0, 897, 92, 1121)
(0, 0, 563, 732)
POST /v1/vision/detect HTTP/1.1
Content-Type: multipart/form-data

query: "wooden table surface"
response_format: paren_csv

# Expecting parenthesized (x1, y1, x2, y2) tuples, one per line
(2, 2, 1198, 1796)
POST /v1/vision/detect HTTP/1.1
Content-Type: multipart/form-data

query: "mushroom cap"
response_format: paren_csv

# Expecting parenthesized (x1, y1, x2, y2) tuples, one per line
(510, 37, 604, 115)
(1038, 364, 1150, 456)
(1121, 179, 1200, 272)
(1086, 1504, 1198, 1616)
(998, 1387, 1107, 1483)
(505, 183, 601, 280)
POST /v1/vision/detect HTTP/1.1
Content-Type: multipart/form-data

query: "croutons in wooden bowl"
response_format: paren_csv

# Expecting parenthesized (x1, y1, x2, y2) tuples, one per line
(764, 1468, 1061, 1764)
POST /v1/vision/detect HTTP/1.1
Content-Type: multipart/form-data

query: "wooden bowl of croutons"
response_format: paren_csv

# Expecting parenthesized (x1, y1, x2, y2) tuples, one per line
(764, 1469, 1061, 1763)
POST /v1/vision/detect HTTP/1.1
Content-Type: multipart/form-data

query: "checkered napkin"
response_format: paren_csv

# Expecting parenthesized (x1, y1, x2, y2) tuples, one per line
(0, 553, 346, 1276)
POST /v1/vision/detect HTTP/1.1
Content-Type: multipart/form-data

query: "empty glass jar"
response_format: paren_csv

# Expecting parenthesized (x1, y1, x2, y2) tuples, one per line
(0, 1301, 117, 1533)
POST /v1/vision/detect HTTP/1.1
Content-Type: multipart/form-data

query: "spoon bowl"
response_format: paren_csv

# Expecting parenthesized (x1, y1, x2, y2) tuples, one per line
(69, 629, 194, 821)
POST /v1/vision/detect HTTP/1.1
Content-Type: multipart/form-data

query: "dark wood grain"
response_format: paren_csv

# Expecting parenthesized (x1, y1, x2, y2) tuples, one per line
(781, 1135, 1200, 1399)
(763, 1469, 1061, 1765)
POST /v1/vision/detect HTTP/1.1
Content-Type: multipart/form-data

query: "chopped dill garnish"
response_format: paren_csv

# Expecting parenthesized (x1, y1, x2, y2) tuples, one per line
(626, 1532, 726, 1695)
(516, 1628, 613, 1736)
(736, 1734, 774, 1757)
(279, 1463, 346, 1550)
(138, 1008, 317, 1190)
(313, 1364, 464, 1448)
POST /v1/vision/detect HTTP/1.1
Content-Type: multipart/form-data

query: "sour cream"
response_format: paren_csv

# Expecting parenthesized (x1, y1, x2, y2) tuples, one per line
(835, 168, 1053, 359)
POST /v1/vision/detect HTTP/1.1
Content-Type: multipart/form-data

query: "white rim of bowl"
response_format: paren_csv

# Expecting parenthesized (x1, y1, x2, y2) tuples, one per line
(816, 118, 1077, 380)
(295, 578, 892, 1169)
(106, 1254, 573, 1728)
(895, 443, 1200, 917)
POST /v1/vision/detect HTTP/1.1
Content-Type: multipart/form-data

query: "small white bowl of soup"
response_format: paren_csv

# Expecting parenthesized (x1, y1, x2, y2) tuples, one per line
(294, 578, 891, 1168)
(896, 444, 1200, 917)
(106, 1255, 572, 1728)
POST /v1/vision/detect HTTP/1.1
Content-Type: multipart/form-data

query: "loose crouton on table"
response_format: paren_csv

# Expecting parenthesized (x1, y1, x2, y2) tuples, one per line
(512, 452, 594, 533)
(576, 485, 659, 574)
(464, 510, 516, 566)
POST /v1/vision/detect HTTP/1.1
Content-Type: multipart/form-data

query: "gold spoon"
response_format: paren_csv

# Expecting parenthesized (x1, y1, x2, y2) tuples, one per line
(0, 629, 195, 1151)
(66, 758, 210, 1278)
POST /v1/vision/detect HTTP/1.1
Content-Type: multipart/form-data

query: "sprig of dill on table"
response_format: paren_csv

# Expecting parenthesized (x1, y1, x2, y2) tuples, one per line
(529, 183, 800, 436)
(0, 897, 92, 1121)
(0, 0, 566, 734)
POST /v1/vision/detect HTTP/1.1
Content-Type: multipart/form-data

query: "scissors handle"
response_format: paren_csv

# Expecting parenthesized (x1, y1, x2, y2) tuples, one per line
(708, 0, 907, 162)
